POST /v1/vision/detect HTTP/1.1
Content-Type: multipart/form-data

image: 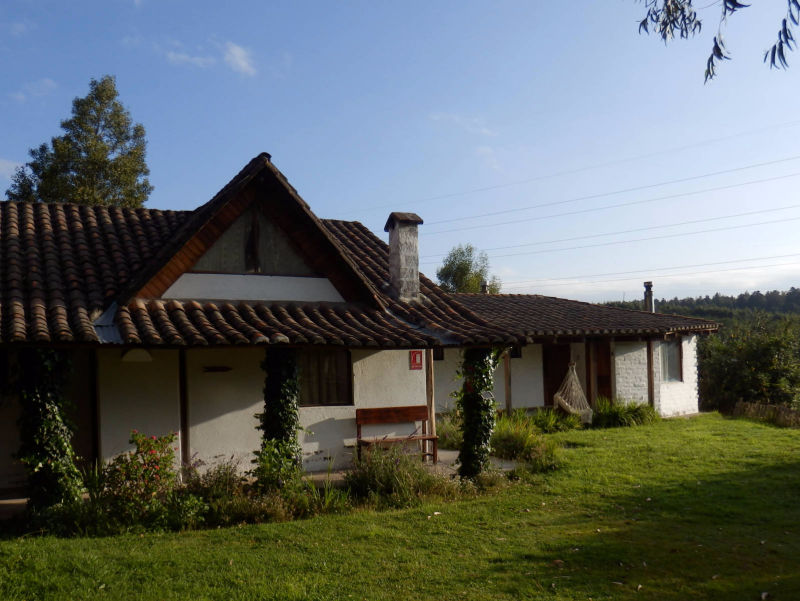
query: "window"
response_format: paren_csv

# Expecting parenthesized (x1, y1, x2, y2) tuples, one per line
(298, 348, 351, 406)
(661, 338, 683, 382)
(432, 347, 444, 361)
(509, 345, 522, 359)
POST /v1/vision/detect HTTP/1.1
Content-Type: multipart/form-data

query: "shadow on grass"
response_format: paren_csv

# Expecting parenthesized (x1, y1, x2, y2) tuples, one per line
(482, 459, 800, 600)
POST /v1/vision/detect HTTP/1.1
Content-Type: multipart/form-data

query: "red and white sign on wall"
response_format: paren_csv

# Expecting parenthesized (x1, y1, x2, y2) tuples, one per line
(409, 350, 423, 370)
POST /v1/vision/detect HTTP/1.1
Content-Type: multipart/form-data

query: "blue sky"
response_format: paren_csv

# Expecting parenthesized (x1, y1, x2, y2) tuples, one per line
(3, 1, 800, 303)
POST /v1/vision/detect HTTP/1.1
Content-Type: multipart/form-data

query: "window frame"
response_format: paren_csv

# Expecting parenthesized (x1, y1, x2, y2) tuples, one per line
(660, 337, 683, 383)
(297, 348, 353, 407)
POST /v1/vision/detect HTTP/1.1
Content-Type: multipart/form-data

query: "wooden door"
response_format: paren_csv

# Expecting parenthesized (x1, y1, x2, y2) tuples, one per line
(542, 344, 571, 407)
(594, 340, 612, 401)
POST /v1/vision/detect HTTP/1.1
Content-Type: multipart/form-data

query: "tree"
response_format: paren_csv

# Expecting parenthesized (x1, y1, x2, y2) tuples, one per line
(6, 75, 153, 207)
(436, 243, 501, 294)
(639, 0, 799, 80)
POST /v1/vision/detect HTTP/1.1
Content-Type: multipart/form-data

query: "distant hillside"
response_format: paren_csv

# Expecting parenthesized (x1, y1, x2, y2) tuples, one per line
(604, 287, 800, 327)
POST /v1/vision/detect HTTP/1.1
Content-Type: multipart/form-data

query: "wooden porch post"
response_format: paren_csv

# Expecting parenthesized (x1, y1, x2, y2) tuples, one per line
(503, 351, 512, 413)
(179, 349, 189, 466)
(425, 349, 436, 461)
(646, 340, 655, 407)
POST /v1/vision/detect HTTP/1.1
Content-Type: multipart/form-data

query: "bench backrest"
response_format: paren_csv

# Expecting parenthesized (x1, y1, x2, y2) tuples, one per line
(356, 405, 429, 426)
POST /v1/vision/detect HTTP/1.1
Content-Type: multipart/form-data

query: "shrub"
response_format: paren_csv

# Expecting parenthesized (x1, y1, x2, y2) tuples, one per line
(490, 411, 561, 472)
(100, 430, 178, 529)
(16, 349, 83, 511)
(183, 455, 245, 501)
(251, 439, 304, 493)
(529, 407, 581, 433)
(591, 397, 659, 428)
(345, 446, 460, 509)
(699, 315, 800, 412)
(491, 411, 540, 460)
(437, 412, 463, 450)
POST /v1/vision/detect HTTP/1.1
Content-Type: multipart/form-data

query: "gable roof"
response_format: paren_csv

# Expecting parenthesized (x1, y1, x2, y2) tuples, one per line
(0, 154, 718, 348)
(120, 153, 385, 309)
(454, 293, 718, 338)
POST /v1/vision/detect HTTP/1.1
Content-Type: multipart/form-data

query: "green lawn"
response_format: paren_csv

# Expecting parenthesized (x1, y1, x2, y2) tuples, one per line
(1, 413, 798, 600)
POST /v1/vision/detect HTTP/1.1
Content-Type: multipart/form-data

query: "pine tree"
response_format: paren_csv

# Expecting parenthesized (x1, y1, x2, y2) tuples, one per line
(6, 75, 153, 207)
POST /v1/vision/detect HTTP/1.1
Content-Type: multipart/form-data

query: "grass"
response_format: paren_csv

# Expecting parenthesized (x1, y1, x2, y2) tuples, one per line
(2, 413, 799, 600)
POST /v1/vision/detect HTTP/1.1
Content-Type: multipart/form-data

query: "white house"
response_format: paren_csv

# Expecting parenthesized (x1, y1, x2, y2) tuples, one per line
(0, 154, 717, 492)
(433, 291, 711, 418)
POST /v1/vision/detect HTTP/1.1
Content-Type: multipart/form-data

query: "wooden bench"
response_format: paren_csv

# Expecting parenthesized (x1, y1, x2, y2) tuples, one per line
(356, 405, 438, 464)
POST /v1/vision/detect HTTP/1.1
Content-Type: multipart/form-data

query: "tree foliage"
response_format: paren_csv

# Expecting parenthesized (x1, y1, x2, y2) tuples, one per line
(639, 0, 799, 80)
(6, 75, 152, 207)
(456, 347, 500, 480)
(253, 347, 302, 491)
(699, 315, 800, 412)
(16, 349, 83, 511)
(436, 244, 501, 294)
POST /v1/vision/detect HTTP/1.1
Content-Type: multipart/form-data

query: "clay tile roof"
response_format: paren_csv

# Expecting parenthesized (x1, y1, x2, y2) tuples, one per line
(0, 201, 192, 344)
(322, 219, 520, 345)
(116, 300, 436, 347)
(0, 155, 716, 348)
(453, 293, 719, 337)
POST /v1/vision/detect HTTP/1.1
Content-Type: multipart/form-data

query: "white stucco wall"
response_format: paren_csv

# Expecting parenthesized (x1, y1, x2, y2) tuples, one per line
(186, 348, 263, 471)
(614, 341, 650, 404)
(96, 346, 433, 473)
(657, 335, 699, 417)
(97, 349, 181, 461)
(301, 349, 428, 471)
(164, 273, 344, 303)
(433, 348, 463, 413)
(434, 345, 546, 413)
(509, 345, 545, 409)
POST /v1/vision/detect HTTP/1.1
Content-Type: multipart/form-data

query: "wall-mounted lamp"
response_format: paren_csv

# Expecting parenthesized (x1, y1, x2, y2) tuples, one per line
(121, 348, 153, 363)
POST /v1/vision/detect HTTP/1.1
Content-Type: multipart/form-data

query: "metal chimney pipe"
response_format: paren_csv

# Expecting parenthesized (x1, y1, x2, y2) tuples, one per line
(643, 281, 654, 313)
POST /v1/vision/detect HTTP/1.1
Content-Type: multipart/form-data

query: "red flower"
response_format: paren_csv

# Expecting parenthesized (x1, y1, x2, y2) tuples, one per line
(149, 449, 156, 455)
(151, 435, 157, 440)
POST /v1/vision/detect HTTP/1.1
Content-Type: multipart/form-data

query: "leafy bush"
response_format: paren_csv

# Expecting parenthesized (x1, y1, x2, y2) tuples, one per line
(455, 348, 500, 479)
(437, 412, 463, 450)
(591, 397, 659, 428)
(101, 430, 178, 528)
(183, 455, 245, 501)
(490, 411, 561, 472)
(345, 446, 460, 509)
(529, 408, 581, 433)
(491, 411, 540, 460)
(16, 349, 83, 511)
(251, 439, 304, 493)
(699, 315, 800, 412)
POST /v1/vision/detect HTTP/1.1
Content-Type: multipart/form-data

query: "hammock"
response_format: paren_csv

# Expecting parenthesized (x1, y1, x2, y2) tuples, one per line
(553, 362, 593, 424)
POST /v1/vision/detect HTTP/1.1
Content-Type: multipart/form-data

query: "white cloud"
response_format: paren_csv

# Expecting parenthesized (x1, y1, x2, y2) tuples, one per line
(166, 50, 215, 68)
(429, 112, 496, 136)
(9, 78, 57, 103)
(0, 158, 21, 181)
(224, 42, 256, 76)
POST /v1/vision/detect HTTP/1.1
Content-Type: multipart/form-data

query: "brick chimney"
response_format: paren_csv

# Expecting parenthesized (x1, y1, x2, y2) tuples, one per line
(384, 212, 423, 302)
(643, 281, 654, 313)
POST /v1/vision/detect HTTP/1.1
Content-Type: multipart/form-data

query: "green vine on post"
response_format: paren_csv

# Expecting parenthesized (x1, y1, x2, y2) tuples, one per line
(456, 347, 500, 480)
(16, 349, 83, 511)
(253, 347, 302, 490)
